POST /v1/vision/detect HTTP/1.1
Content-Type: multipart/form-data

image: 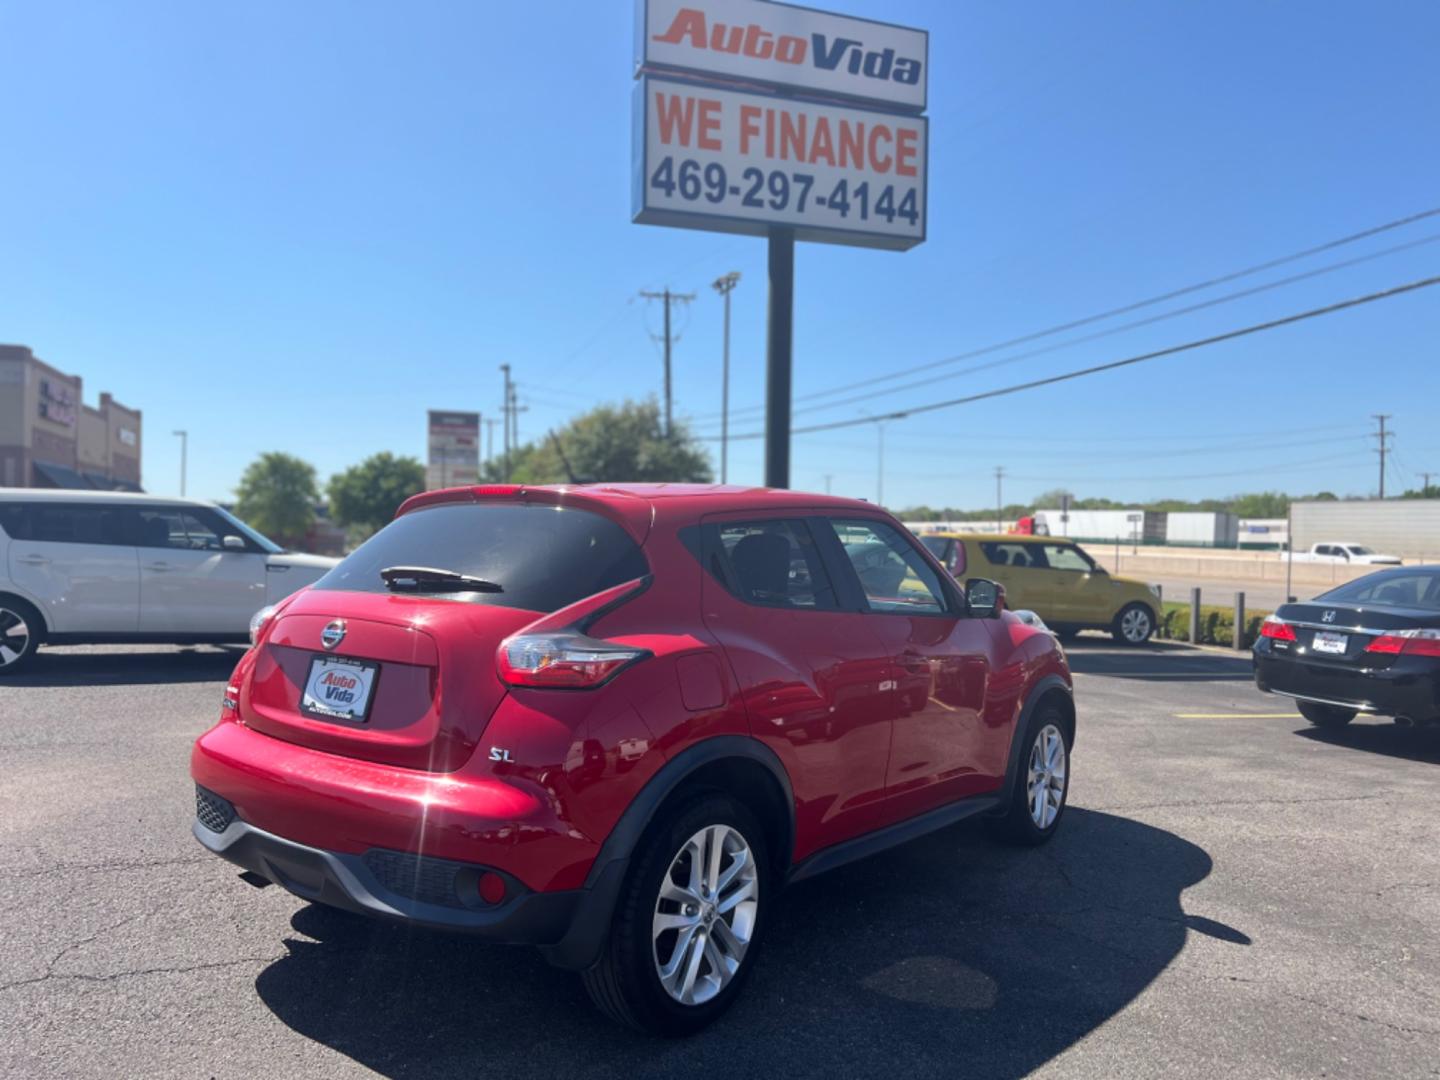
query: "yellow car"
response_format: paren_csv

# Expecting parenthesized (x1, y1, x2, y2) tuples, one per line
(918, 533, 1160, 645)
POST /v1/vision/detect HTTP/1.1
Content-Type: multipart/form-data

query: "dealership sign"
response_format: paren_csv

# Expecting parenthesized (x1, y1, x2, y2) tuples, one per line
(638, 0, 928, 112)
(634, 76, 925, 250)
(426, 410, 480, 490)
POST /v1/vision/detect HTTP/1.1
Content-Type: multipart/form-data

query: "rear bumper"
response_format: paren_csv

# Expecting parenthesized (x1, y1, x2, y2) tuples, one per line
(192, 790, 625, 968)
(1254, 647, 1440, 720)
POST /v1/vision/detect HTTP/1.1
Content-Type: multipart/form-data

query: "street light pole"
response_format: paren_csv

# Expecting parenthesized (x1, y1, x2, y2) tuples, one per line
(172, 430, 187, 497)
(877, 422, 885, 507)
(711, 271, 741, 484)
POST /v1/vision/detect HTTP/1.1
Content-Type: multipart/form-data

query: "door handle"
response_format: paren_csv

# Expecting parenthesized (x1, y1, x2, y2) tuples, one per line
(266, 564, 291, 573)
(16, 554, 49, 566)
(145, 562, 174, 572)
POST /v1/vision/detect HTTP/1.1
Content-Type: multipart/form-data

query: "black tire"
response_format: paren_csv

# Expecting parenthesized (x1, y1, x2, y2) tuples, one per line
(1111, 602, 1155, 646)
(988, 705, 1071, 847)
(582, 794, 771, 1036)
(0, 595, 43, 676)
(1298, 701, 1356, 729)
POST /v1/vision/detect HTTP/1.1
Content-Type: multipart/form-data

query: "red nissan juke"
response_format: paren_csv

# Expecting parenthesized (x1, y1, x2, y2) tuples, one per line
(191, 483, 1075, 1034)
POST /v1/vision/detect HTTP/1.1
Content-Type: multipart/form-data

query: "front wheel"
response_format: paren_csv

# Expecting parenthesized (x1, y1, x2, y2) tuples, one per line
(1298, 701, 1356, 729)
(1112, 603, 1155, 646)
(582, 795, 769, 1035)
(989, 707, 1071, 846)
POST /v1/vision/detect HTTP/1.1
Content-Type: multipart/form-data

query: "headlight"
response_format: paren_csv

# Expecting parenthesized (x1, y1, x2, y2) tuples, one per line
(249, 604, 277, 646)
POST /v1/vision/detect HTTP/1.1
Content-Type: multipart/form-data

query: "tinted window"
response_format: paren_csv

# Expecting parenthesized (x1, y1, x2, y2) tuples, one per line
(313, 503, 649, 613)
(1318, 571, 1440, 611)
(2, 503, 133, 545)
(981, 541, 1047, 569)
(710, 519, 836, 610)
(827, 518, 948, 615)
(1042, 544, 1094, 572)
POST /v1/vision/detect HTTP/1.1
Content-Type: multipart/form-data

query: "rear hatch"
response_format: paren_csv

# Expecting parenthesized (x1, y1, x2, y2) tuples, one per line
(239, 497, 650, 772)
(1272, 601, 1435, 672)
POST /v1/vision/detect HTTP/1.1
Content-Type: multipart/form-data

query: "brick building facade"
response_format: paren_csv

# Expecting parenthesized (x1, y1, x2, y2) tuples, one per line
(0, 344, 142, 490)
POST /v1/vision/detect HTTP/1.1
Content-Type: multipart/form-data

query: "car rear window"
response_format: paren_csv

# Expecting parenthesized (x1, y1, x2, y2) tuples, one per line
(312, 502, 649, 613)
(1319, 570, 1440, 610)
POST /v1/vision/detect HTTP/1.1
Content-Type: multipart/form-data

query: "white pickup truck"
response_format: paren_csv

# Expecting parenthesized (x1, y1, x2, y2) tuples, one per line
(1286, 542, 1403, 566)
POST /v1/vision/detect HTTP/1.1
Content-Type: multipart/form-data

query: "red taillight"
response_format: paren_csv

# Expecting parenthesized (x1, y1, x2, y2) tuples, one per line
(497, 631, 647, 688)
(1365, 630, 1440, 657)
(1260, 616, 1297, 642)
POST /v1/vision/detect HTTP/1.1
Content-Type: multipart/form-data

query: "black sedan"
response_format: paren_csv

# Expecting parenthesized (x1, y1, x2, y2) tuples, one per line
(1254, 565, 1440, 729)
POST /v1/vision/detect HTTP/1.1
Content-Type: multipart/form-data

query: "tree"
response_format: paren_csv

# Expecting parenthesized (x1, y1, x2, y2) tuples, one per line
(234, 452, 319, 549)
(483, 399, 712, 484)
(328, 452, 426, 542)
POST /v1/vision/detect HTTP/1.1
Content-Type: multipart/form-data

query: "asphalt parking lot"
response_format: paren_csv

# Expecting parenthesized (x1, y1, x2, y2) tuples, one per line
(2, 640, 1437, 1080)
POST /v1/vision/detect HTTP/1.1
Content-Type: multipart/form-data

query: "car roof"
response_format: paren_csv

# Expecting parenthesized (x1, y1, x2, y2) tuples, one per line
(396, 482, 887, 536)
(924, 532, 1061, 543)
(0, 488, 215, 509)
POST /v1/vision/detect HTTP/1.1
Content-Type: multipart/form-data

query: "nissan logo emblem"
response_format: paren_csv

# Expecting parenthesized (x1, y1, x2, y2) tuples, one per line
(321, 620, 347, 650)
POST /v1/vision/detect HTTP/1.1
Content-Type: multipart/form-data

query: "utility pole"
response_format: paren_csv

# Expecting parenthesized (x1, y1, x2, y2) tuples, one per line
(711, 272, 741, 482)
(995, 466, 1006, 533)
(876, 422, 886, 507)
(500, 364, 512, 481)
(1423, 471, 1434, 493)
(1372, 414, 1393, 498)
(639, 287, 695, 438)
(172, 430, 187, 497)
(823, 474, 833, 495)
(484, 418, 499, 471)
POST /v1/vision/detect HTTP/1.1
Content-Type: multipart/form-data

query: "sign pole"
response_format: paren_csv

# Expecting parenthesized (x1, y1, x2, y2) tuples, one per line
(765, 227, 794, 490)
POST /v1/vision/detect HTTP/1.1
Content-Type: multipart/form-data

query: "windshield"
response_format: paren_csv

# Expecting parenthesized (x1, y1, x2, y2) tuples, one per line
(1317, 569, 1440, 610)
(211, 506, 284, 554)
(313, 502, 648, 612)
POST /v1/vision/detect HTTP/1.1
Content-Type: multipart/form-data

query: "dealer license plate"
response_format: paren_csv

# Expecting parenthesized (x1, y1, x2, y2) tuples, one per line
(300, 656, 378, 722)
(1311, 630, 1349, 656)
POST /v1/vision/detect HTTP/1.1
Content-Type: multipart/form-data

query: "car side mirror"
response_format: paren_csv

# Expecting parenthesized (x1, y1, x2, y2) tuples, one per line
(222, 535, 247, 551)
(966, 578, 1005, 618)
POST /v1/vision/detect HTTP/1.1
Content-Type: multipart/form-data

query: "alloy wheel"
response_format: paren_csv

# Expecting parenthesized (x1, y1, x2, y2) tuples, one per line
(0, 608, 31, 669)
(652, 824, 759, 1006)
(1027, 723, 1068, 829)
(1121, 607, 1152, 643)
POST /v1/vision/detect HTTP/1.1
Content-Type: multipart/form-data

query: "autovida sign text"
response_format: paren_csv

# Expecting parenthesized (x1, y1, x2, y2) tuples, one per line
(639, 0, 927, 111)
(634, 77, 926, 250)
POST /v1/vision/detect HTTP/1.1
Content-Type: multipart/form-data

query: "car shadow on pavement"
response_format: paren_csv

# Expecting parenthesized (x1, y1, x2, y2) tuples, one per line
(1062, 641, 1255, 683)
(1296, 722, 1440, 765)
(4, 646, 243, 687)
(254, 808, 1232, 1080)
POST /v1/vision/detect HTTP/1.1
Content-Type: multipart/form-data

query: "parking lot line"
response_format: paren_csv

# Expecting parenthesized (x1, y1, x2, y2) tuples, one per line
(1172, 712, 1302, 719)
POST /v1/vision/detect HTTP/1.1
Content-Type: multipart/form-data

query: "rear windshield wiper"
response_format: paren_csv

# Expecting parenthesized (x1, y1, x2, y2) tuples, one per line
(379, 566, 503, 593)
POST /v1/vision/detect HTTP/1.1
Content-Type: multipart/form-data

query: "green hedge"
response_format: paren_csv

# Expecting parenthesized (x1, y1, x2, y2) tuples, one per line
(1156, 601, 1272, 648)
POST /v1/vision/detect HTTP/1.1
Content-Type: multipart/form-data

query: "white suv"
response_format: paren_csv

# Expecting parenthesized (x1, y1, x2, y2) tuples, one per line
(0, 489, 338, 674)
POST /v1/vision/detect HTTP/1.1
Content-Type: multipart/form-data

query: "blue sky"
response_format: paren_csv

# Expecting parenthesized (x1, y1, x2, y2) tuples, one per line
(2, 0, 1437, 511)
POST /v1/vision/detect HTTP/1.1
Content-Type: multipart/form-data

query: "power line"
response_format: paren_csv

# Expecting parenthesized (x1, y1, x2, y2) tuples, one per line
(696, 229, 1440, 427)
(701, 274, 1440, 442)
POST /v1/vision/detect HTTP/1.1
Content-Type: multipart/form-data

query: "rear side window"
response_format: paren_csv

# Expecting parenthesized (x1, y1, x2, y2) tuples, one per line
(709, 519, 837, 610)
(4, 503, 133, 545)
(981, 541, 1047, 569)
(313, 502, 649, 613)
